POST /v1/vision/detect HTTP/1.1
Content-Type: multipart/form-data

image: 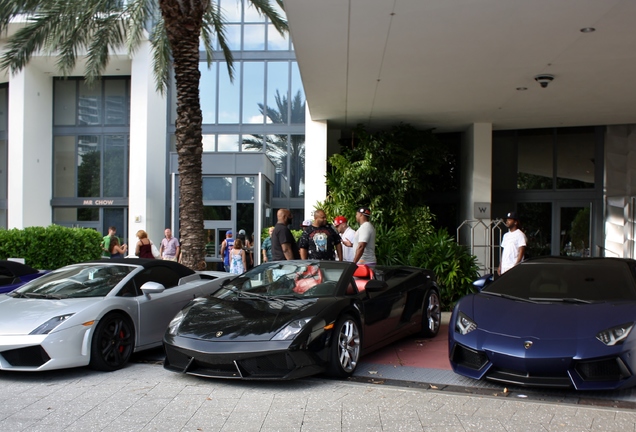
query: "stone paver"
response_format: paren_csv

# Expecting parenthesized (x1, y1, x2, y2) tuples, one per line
(0, 363, 634, 431)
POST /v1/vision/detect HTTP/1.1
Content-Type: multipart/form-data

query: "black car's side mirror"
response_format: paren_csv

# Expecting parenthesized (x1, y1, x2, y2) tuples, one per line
(472, 274, 493, 291)
(364, 279, 388, 292)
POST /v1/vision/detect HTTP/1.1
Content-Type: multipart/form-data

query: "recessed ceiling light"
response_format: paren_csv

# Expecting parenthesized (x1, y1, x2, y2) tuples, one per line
(580, 27, 595, 33)
(516, 87, 527, 91)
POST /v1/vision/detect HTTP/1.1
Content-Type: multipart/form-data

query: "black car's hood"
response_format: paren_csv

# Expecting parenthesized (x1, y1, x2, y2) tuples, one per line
(177, 296, 329, 341)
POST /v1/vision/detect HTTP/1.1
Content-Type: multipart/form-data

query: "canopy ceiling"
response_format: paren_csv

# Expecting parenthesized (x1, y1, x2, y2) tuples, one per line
(284, 0, 636, 132)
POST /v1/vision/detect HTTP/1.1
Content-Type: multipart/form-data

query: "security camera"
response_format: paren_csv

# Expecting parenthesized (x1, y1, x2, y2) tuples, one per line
(534, 74, 554, 88)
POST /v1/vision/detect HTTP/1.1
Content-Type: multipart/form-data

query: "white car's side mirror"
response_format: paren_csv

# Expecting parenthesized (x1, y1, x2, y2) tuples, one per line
(141, 281, 165, 295)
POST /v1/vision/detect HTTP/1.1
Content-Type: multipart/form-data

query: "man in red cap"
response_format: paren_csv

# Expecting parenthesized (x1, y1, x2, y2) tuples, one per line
(333, 215, 356, 262)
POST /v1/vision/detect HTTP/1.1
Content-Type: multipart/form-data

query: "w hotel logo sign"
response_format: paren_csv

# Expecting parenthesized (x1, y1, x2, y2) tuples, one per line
(473, 202, 491, 220)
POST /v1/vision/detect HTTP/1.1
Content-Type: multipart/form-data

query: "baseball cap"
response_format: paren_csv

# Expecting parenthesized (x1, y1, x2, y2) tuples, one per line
(504, 211, 519, 220)
(357, 207, 371, 217)
(226, 230, 233, 236)
(301, 219, 312, 227)
(333, 216, 347, 227)
(238, 229, 246, 235)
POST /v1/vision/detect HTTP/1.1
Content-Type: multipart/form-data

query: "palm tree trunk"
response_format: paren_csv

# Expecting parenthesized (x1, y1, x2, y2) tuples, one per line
(159, 0, 208, 270)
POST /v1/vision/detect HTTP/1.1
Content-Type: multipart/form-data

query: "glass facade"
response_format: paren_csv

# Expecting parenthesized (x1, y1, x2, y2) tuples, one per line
(492, 126, 603, 257)
(52, 77, 131, 238)
(169, 0, 306, 251)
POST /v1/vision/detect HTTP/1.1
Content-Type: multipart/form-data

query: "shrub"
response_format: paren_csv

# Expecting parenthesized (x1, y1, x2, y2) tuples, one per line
(0, 225, 103, 269)
(405, 229, 480, 310)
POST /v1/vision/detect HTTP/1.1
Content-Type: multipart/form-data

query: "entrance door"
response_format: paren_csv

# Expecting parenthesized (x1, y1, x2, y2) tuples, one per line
(203, 221, 232, 271)
(517, 201, 592, 257)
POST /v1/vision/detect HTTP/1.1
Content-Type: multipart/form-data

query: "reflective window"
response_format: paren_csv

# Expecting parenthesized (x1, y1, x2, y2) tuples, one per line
(203, 206, 232, 220)
(203, 177, 232, 200)
(237, 177, 255, 200)
(54, 136, 76, 198)
(220, 0, 241, 22)
(244, 24, 265, 50)
(202, 135, 216, 152)
(53, 207, 99, 222)
(104, 80, 128, 125)
(77, 135, 101, 197)
(54, 80, 76, 126)
(200, 64, 217, 124)
(78, 81, 102, 125)
(218, 134, 239, 152)
(218, 62, 240, 123)
(267, 24, 289, 50)
(224, 24, 241, 50)
(243, 62, 265, 124)
(290, 62, 306, 124)
(517, 130, 553, 190)
(556, 128, 595, 189)
(244, 0, 266, 22)
(242, 135, 262, 152)
(103, 135, 128, 197)
(290, 134, 305, 197)
(267, 62, 288, 123)
(237, 202, 254, 239)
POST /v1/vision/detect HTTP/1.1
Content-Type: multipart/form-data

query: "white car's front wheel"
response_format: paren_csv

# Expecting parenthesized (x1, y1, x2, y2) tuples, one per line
(89, 312, 134, 371)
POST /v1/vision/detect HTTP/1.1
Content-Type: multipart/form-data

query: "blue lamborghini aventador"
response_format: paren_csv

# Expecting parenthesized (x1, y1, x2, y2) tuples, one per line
(449, 257, 636, 391)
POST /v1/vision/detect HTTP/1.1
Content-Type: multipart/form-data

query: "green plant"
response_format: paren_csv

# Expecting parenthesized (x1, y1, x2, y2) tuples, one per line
(0, 225, 103, 269)
(406, 229, 480, 310)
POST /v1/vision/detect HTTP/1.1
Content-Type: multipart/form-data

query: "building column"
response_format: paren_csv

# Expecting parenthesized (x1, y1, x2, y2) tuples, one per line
(128, 40, 167, 247)
(7, 66, 53, 228)
(459, 123, 493, 272)
(304, 103, 327, 220)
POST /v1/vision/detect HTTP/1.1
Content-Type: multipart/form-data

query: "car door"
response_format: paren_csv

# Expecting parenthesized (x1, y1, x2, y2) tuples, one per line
(360, 279, 405, 349)
(133, 266, 204, 348)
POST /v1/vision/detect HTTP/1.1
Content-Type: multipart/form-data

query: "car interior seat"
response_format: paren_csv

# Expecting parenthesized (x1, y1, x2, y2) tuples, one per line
(351, 264, 375, 293)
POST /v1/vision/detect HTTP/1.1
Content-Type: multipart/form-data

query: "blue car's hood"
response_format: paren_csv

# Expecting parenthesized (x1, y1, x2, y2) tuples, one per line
(469, 294, 635, 339)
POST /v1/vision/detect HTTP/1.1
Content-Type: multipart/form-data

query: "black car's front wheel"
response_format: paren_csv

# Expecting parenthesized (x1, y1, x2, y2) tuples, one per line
(89, 312, 135, 371)
(420, 289, 441, 338)
(327, 314, 361, 378)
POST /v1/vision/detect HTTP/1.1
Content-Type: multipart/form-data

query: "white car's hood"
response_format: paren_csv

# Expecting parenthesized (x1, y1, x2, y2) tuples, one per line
(0, 295, 101, 335)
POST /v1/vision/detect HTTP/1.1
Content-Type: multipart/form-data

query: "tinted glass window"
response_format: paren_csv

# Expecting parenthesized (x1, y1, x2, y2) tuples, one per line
(484, 260, 636, 302)
(133, 266, 181, 290)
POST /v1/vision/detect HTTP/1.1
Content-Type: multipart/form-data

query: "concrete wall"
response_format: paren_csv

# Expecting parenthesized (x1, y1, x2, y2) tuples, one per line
(304, 103, 327, 220)
(7, 66, 53, 228)
(128, 40, 167, 246)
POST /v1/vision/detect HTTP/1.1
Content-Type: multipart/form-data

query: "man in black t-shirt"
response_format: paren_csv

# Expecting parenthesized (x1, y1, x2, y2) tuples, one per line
(271, 208, 300, 260)
(298, 209, 343, 261)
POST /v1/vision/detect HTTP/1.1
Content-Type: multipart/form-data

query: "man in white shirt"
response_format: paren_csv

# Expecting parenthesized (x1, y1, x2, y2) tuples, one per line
(353, 207, 376, 267)
(333, 216, 356, 262)
(498, 211, 527, 275)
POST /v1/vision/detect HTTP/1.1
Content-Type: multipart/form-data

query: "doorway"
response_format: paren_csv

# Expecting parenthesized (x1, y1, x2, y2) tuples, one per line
(517, 201, 592, 257)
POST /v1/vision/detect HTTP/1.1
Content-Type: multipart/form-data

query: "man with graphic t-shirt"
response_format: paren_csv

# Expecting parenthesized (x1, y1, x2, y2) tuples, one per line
(353, 207, 376, 267)
(298, 209, 343, 261)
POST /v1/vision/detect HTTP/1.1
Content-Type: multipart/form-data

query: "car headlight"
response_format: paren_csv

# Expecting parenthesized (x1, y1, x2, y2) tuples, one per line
(596, 322, 634, 346)
(272, 317, 313, 341)
(167, 309, 188, 336)
(29, 314, 74, 335)
(455, 312, 477, 335)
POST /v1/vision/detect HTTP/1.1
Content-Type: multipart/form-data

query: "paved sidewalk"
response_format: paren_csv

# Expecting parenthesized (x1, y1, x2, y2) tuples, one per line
(1, 362, 635, 431)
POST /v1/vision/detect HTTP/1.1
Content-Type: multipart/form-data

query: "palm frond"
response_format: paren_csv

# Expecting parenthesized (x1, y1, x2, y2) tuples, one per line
(247, 0, 288, 34)
(124, 0, 155, 54)
(203, 4, 233, 81)
(149, 15, 171, 94)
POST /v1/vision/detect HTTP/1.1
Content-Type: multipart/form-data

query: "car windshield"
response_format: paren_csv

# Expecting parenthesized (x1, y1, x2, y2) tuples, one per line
(484, 260, 636, 302)
(10, 264, 136, 299)
(215, 261, 345, 299)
